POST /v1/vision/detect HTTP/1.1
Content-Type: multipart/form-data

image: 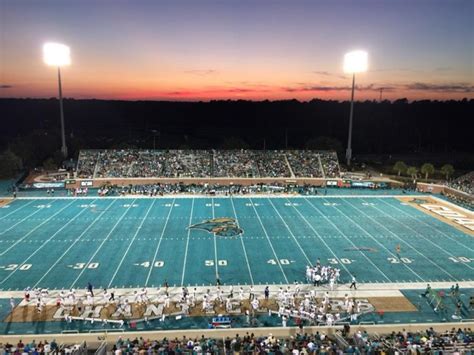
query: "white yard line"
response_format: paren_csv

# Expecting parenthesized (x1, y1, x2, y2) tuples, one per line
(0, 199, 98, 285)
(32, 199, 118, 288)
(0, 200, 36, 221)
(230, 197, 254, 285)
(69, 199, 138, 288)
(287, 198, 353, 277)
(145, 198, 176, 286)
(0, 199, 59, 236)
(180, 198, 195, 286)
(343, 199, 458, 280)
(378, 198, 474, 252)
(0, 199, 76, 257)
(107, 199, 157, 288)
(267, 198, 312, 265)
(302, 197, 393, 282)
(248, 198, 289, 284)
(370, 198, 474, 271)
(313, 197, 426, 282)
(211, 197, 219, 280)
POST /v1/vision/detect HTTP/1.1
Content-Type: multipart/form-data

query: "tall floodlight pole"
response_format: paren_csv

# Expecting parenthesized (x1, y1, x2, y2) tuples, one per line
(43, 42, 71, 157)
(343, 50, 368, 166)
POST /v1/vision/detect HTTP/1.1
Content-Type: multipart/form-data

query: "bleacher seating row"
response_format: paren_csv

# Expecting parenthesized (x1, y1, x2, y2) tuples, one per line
(447, 171, 474, 196)
(2, 328, 473, 354)
(76, 149, 341, 179)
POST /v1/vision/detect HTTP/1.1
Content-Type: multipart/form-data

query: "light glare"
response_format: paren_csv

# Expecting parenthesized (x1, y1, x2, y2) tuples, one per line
(344, 50, 368, 73)
(43, 42, 71, 66)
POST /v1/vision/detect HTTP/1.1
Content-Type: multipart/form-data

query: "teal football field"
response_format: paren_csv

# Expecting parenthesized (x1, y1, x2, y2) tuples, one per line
(0, 195, 472, 291)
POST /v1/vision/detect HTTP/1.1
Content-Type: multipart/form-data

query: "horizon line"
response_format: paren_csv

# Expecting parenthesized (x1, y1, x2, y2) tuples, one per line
(0, 96, 473, 103)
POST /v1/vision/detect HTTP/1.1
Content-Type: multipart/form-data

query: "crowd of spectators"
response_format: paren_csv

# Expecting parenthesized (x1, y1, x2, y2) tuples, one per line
(85, 150, 212, 179)
(213, 150, 259, 178)
(95, 182, 330, 197)
(320, 151, 341, 178)
(128, 151, 166, 178)
(287, 151, 323, 178)
(0, 339, 86, 354)
(75, 150, 99, 179)
(256, 150, 291, 178)
(76, 149, 341, 179)
(447, 172, 474, 196)
(443, 191, 474, 211)
(4, 327, 471, 354)
(352, 327, 474, 354)
(161, 150, 211, 178)
(95, 150, 143, 178)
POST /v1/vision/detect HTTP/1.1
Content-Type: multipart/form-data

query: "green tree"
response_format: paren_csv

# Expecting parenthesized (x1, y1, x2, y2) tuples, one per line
(440, 164, 454, 180)
(406, 166, 418, 179)
(393, 161, 407, 176)
(421, 163, 435, 180)
(0, 150, 22, 178)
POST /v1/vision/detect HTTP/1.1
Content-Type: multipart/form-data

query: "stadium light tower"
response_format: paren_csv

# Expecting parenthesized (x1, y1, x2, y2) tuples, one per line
(43, 42, 71, 157)
(343, 50, 368, 166)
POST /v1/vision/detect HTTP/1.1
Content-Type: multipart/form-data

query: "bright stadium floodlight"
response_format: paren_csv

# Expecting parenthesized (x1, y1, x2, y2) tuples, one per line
(43, 42, 71, 66)
(43, 42, 71, 157)
(343, 50, 368, 74)
(343, 50, 368, 166)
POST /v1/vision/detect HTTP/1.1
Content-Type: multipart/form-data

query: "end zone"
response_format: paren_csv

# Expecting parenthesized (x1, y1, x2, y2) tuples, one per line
(0, 198, 13, 208)
(397, 196, 474, 236)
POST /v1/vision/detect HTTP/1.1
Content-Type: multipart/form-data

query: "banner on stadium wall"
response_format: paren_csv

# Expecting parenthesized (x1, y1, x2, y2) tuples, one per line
(326, 180, 338, 186)
(80, 180, 93, 187)
(65, 179, 76, 184)
(32, 182, 65, 189)
(351, 181, 375, 188)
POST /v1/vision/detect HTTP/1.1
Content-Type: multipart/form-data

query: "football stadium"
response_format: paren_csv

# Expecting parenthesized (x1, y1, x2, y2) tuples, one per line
(1, 0, 473, 353)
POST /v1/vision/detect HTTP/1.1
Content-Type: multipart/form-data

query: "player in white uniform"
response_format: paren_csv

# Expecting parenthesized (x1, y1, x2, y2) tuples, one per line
(239, 287, 244, 302)
(251, 298, 259, 316)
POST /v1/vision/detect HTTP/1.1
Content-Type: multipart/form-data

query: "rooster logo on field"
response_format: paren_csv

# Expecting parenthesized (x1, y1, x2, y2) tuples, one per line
(188, 217, 243, 237)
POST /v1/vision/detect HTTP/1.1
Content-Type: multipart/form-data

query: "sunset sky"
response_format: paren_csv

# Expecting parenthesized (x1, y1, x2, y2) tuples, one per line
(0, 0, 472, 101)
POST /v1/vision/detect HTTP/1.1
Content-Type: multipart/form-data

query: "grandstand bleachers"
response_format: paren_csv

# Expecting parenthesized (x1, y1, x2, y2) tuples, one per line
(447, 172, 474, 196)
(2, 328, 472, 354)
(76, 149, 341, 179)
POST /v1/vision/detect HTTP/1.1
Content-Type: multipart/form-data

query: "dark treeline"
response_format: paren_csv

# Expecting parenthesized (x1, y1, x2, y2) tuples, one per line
(0, 98, 472, 169)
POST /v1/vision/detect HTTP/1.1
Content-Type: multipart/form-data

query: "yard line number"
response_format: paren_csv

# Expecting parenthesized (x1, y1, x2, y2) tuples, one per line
(0, 264, 32, 271)
(267, 259, 294, 265)
(69, 262, 100, 269)
(135, 261, 165, 268)
(205, 260, 227, 266)
(328, 258, 353, 264)
(449, 256, 472, 263)
(387, 257, 413, 264)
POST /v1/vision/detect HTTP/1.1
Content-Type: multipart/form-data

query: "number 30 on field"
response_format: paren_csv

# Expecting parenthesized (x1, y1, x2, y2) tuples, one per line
(71, 262, 100, 269)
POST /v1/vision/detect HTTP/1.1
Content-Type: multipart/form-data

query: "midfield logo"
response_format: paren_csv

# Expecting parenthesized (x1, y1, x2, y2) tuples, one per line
(188, 217, 243, 237)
